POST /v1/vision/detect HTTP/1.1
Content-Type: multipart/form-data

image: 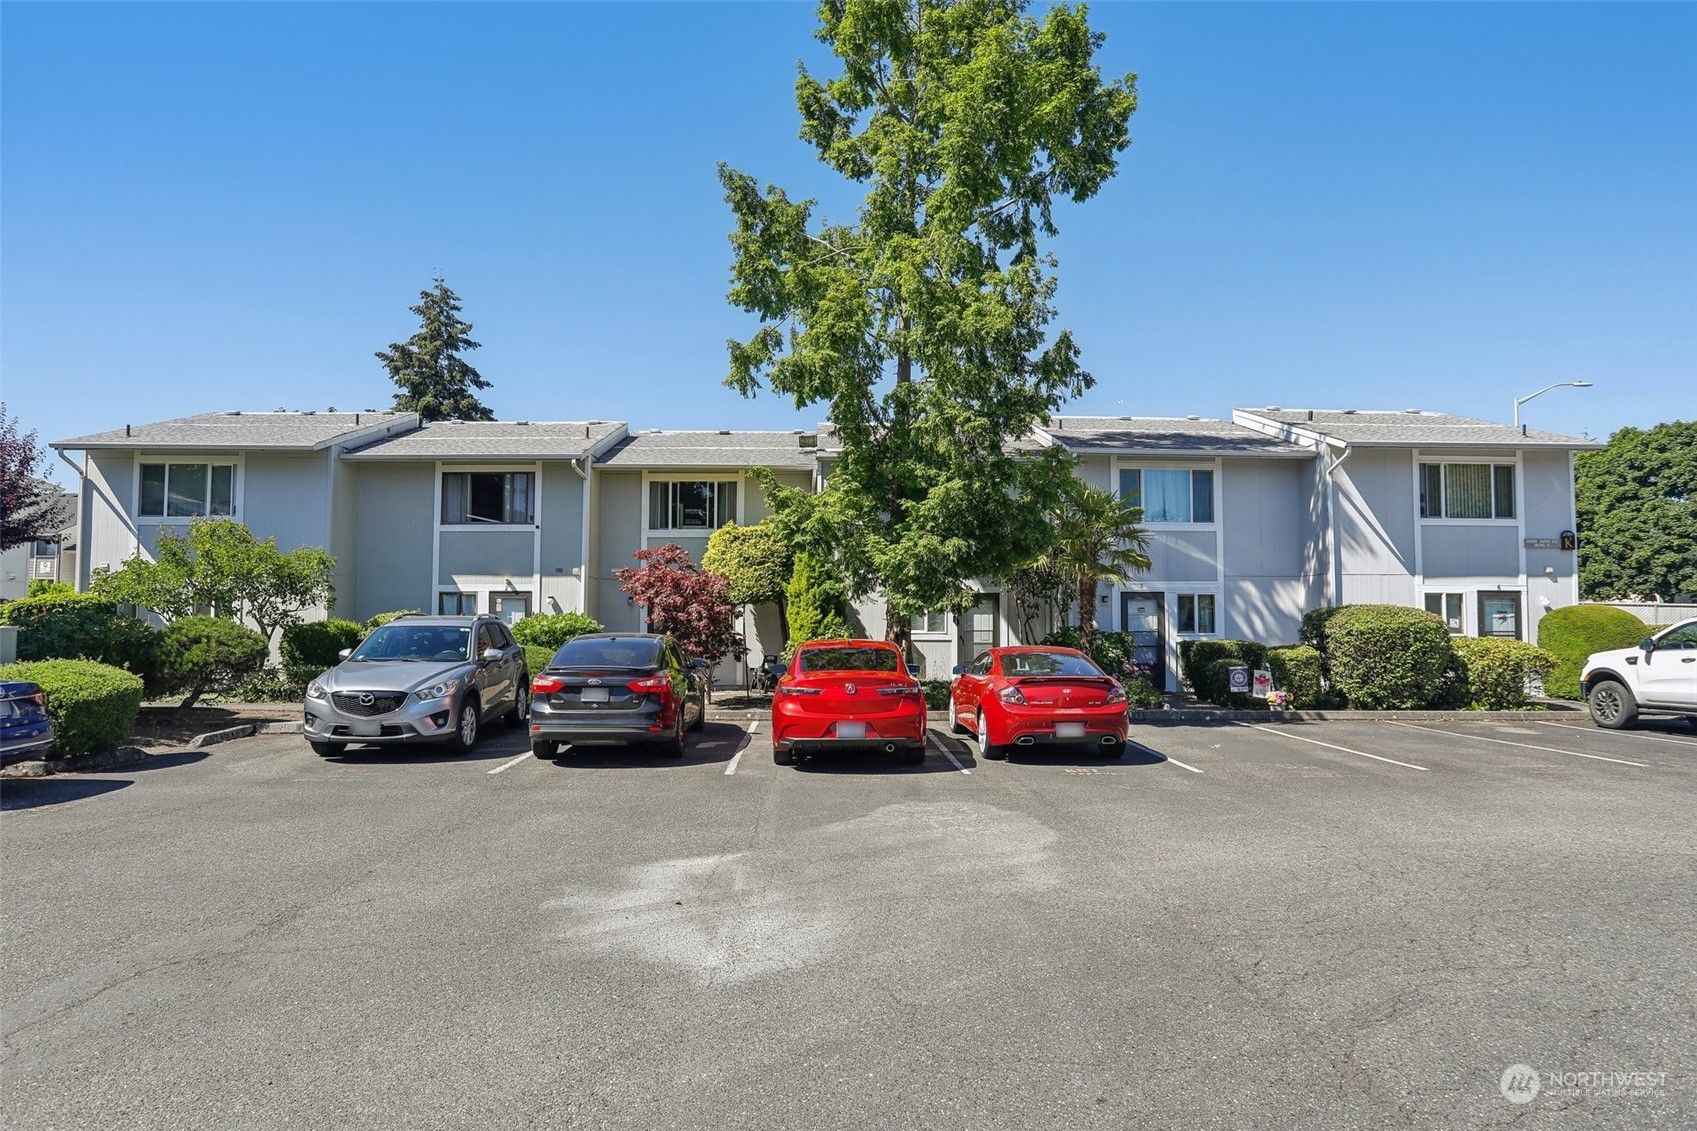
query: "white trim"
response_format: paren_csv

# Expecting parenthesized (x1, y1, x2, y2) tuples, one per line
(1411, 449, 1424, 592)
(639, 471, 746, 544)
(1110, 458, 1222, 530)
(1514, 448, 1527, 600)
(434, 464, 541, 530)
(531, 460, 544, 609)
(578, 459, 593, 614)
(431, 461, 443, 592)
(1568, 449, 1580, 608)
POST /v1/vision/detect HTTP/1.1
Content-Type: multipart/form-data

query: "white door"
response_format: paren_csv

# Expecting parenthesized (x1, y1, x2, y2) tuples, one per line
(1640, 620, 1697, 708)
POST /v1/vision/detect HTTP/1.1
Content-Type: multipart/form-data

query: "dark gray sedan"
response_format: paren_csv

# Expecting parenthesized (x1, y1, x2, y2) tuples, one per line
(529, 633, 705, 759)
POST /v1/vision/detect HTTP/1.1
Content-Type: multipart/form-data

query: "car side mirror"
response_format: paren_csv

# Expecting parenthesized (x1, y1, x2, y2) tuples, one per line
(1639, 638, 1656, 653)
(338, 648, 352, 661)
(951, 664, 963, 676)
(482, 646, 501, 662)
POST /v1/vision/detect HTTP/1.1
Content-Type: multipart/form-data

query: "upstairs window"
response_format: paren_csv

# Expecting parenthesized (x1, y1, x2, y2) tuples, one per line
(648, 480, 738, 530)
(140, 463, 235, 518)
(1119, 468, 1214, 524)
(442, 472, 534, 525)
(1420, 463, 1515, 519)
(909, 610, 948, 636)
(30, 539, 59, 559)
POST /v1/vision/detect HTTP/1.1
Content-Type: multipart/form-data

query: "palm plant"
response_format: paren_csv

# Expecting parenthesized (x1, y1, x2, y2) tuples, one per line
(1040, 478, 1153, 658)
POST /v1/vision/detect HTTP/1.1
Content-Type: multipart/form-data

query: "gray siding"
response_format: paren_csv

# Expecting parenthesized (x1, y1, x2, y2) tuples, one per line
(539, 463, 586, 613)
(351, 462, 434, 620)
(439, 530, 534, 583)
(1073, 454, 1113, 492)
(1335, 448, 1416, 579)
(593, 471, 643, 628)
(1224, 581, 1308, 646)
(243, 454, 330, 551)
(329, 449, 358, 618)
(1522, 451, 1578, 616)
(1421, 525, 1520, 579)
(81, 452, 137, 583)
(1142, 529, 1219, 584)
(1222, 459, 1305, 581)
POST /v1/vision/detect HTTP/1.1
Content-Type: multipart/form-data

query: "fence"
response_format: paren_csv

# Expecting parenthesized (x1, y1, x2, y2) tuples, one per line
(1597, 602, 1697, 627)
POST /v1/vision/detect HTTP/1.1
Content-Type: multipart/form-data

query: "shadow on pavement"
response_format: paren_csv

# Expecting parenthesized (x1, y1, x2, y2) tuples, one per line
(119, 751, 211, 773)
(790, 729, 971, 775)
(1, 777, 134, 810)
(539, 722, 746, 769)
(324, 730, 531, 765)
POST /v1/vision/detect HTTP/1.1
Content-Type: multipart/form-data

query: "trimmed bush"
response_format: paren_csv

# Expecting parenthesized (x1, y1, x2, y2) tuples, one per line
(524, 645, 555, 676)
(1123, 677, 1163, 709)
(1179, 639, 1268, 706)
(0, 659, 144, 757)
(1449, 638, 1558, 711)
(0, 590, 176, 697)
(1536, 604, 1649, 700)
(1325, 605, 1451, 709)
(361, 610, 420, 633)
(165, 616, 269, 708)
(1265, 645, 1325, 709)
(280, 619, 365, 684)
(1039, 627, 1143, 681)
(510, 612, 604, 651)
(919, 680, 951, 710)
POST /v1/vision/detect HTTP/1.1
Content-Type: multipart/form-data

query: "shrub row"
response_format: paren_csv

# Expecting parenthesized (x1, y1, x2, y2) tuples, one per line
(511, 612, 603, 651)
(1536, 604, 1648, 700)
(0, 591, 176, 697)
(1178, 639, 1267, 707)
(0, 659, 145, 757)
(280, 619, 365, 684)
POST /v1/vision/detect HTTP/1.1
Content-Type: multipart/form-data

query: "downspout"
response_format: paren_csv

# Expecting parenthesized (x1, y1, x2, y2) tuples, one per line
(570, 457, 590, 615)
(1322, 441, 1352, 607)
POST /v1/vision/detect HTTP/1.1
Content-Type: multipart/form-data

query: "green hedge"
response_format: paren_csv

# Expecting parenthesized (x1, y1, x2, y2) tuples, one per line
(1449, 638, 1557, 711)
(510, 612, 604, 651)
(1179, 639, 1267, 706)
(0, 590, 176, 697)
(919, 679, 952, 710)
(1265, 645, 1325, 709)
(165, 617, 269, 704)
(1040, 627, 1144, 681)
(361, 609, 421, 633)
(524, 645, 555, 676)
(0, 659, 144, 757)
(1325, 605, 1451, 709)
(1123, 677, 1163, 709)
(280, 619, 365, 684)
(1536, 604, 1649, 700)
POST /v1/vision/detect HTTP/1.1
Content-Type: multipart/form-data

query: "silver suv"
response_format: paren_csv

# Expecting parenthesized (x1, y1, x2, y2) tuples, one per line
(303, 614, 529, 757)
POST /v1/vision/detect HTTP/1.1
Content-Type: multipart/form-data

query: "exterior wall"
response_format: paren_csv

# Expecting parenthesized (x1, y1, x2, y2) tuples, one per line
(242, 454, 330, 551)
(592, 470, 644, 632)
(328, 448, 358, 619)
(81, 451, 139, 582)
(1334, 448, 1417, 607)
(438, 530, 534, 584)
(351, 462, 435, 620)
(1221, 457, 1310, 646)
(1421, 525, 1519, 578)
(538, 463, 586, 615)
(1522, 450, 1581, 630)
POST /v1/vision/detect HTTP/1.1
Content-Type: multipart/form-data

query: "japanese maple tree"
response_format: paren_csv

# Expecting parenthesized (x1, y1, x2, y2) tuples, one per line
(614, 544, 741, 672)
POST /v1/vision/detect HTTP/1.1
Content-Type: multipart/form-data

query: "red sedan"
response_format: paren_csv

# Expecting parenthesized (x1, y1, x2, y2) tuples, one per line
(772, 640, 928, 767)
(948, 646, 1128, 759)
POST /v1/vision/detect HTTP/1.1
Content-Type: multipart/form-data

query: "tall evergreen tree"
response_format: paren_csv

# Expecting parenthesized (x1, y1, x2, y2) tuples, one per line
(721, 0, 1136, 646)
(377, 277, 495, 422)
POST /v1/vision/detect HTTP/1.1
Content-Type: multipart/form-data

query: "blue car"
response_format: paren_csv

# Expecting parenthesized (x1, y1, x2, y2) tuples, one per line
(0, 681, 55, 768)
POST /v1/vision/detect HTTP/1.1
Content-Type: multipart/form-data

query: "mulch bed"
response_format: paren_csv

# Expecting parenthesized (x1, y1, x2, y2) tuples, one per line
(130, 703, 302, 748)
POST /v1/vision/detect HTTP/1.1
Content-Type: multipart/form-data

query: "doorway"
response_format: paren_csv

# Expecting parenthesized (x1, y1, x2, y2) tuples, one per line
(1120, 592, 1166, 690)
(492, 591, 532, 626)
(957, 594, 1000, 668)
(1477, 592, 1523, 640)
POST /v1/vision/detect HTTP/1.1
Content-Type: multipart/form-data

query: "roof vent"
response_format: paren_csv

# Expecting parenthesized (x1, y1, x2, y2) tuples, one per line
(125, 424, 131, 437)
(1404, 408, 1422, 414)
(304, 410, 315, 415)
(719, 429, 732, 435)
(1186, 414, 1200, 421)
(799, 434, 817, 449)
(1265, 405, 1281, 411)
(1055, 417, 1064, 429)
(1306, 410, 1313, 421)
(1342, 409, 1357, 414)
(226, 411, 242, 416)
(515, 420, 530, 426)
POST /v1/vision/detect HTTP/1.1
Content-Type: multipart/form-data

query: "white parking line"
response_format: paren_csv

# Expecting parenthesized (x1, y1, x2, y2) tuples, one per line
(725, 720, 759, 775)
(1162, 754, 1204, 774)
(487, 751, 533, 775)
(927, 733, 971, 774)
(1390, 722, 1647, 767)
(1536, 721, 1697, 748)
(1246, 724, 1428, 771)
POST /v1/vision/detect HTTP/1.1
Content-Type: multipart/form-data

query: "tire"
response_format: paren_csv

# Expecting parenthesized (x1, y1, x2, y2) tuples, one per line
(656, 713, 685, 759)
(687, 695, 706, 732)
(449, 696, 480, 753)
(977, 712, 1007, 760)
(531, 740, 559, 760)
(309, 740, 345, 758)
(1587, 680, 1638, 730)
(948, 694, 971, 735)
(773, 746, 798, 766)
(1686, 716, 1697, 731)
(506, 673, 531, 728)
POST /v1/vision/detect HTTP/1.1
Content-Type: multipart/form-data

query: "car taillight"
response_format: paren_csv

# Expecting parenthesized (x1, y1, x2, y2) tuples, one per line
(628, 675, 671, 694)
(531, 676, 566, 694)
(778, 685, 824, 697)
(998, 685, 1027, 705)
(1105, 685, 1127, 705)
(878, 683, 922, 697)
(30, 691, 46, 707)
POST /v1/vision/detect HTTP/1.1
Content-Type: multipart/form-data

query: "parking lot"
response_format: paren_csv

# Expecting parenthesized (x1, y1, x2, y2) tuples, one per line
(3, 715, 1693, 1130)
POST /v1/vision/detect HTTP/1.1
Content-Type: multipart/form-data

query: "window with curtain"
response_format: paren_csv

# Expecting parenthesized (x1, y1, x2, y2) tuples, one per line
(646, 480, 739, 530)
(441, 472, 534, 524)
(909, 610, 947, 635)
(1119, 468, 1214, 523)
(139, 463, 236, 518)
(1419, 464, 1515, 519)
(1177, 593, 1217, 634)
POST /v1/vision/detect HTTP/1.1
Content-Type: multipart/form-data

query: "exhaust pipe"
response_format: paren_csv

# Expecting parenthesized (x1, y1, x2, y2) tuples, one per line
(883, 743, 897, 753)
(1100, 735, 1118, 746)
(1016, 736, 1035, 745)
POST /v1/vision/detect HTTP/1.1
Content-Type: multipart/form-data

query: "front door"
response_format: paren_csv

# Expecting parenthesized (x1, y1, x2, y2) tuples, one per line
(957, 595, 1000, 670)
(493, 592, 531, 626)
(1477, 592, 1523, 641)
(1121, 592, 1165, 691)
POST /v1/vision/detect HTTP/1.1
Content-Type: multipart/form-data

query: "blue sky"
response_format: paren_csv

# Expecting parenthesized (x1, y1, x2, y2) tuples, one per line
(3, 1, 1693, 451)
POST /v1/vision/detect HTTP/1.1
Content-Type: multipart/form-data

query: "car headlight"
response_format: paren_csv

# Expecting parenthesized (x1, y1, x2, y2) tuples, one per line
(307, 680, 328, 699)
(416, 678, 463, 702)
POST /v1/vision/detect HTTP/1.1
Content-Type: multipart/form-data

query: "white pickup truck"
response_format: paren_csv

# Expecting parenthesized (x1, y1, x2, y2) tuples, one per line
(1582, 618, 1697, 729)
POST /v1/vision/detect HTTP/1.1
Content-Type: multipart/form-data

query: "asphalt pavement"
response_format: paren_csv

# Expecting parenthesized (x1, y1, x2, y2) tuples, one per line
(3, 715, 1693, 1130)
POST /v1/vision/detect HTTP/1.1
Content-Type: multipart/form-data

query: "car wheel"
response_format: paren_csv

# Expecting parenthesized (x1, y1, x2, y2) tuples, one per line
(948, 694, 971, 735)
(531, 739, 559, 759)
(655, 713, 685, 759)
(773, 745, 798, 766)
(977, 712, 1007, 760)
(687, 695, 706, 732)
(1587, 680, 1638, 730)
(507, 673, 531, 727)
(309, 740, 345, 758)
(449, 696, 480, 753)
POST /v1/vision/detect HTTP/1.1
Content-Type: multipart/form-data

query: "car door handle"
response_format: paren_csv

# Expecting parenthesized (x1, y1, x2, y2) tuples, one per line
(1682, 657, 1695, 663)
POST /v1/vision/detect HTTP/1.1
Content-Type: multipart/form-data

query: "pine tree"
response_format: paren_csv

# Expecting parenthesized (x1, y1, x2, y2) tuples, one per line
(377, 277, 495, 422)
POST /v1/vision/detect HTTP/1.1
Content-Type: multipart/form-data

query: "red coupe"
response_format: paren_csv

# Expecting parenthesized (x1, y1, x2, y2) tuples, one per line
(948, 646, 1128, 759)
(772, 640, 928, 766)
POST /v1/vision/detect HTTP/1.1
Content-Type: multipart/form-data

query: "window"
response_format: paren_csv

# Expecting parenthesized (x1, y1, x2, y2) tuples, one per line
(30, 539, 58, 559)
(1419, 463, 1515, 519)
(1176, 593, 1216, 635)
(970, 652, 993, 677)
(1424, 592, 1465, 634)
(438, 592, 478, 615)
(442, 472, 534, 525)
(910, 610, 947, 635)
(1478, 593, 1522, 639)
(647, 480, 738, 530)
(139, 463, 235, 518)
(1119, 468, 1214, 523)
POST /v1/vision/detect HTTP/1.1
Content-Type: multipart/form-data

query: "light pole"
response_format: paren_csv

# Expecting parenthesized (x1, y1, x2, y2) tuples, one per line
(1513, 381, 1592, 428)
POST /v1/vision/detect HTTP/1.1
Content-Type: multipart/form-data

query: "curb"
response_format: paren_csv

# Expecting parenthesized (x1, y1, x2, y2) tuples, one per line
(3, 719, 307, 777)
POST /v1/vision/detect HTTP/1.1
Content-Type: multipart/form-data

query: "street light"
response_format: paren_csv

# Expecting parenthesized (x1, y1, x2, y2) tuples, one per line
(1513, 381, 1593, 428)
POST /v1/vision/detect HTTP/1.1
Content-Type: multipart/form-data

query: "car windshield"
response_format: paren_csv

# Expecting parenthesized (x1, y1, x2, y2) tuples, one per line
(349, 625, 471, 663)
(799, 646, 900, 673)
(550, 637, 662, 669)
(1002, 651, 1106, 677)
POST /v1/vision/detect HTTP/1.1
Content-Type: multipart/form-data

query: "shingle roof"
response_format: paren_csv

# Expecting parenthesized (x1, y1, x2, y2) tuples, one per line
(52, 411, 418, 452)
(596, 430, 820, 469)
(1234, 408, 1598, 448)
(342, 420, 628, 461)
(1038, 416, 1311, 456)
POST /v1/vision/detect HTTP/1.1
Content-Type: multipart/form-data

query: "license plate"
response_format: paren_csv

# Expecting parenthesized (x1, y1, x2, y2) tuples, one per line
(1054, 722, 1085, 738)
(835, 721, 866, 740)
(350, 721, 381, 737)
(581, 687, 610, 702)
